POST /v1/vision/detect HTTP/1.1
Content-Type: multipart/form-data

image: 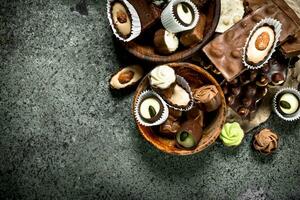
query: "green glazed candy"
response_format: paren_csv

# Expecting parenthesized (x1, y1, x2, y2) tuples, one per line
(220, 122, 244, 147)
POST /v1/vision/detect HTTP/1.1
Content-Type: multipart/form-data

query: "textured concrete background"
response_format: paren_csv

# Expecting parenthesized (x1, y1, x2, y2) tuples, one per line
(0, 0, 299, 199)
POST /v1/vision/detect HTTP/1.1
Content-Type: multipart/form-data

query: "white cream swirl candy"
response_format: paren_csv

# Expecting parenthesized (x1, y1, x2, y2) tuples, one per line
(149, 65, 176, 89)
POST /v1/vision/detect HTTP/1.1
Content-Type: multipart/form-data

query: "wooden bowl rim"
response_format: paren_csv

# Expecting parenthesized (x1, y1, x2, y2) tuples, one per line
(132, 62, 227, 155)
(122, 0, 221, 63)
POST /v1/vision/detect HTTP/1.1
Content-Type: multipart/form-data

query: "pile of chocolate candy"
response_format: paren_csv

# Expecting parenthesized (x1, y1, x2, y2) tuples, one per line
(107, 0, 210, 54)
(107, 0, 300, 154)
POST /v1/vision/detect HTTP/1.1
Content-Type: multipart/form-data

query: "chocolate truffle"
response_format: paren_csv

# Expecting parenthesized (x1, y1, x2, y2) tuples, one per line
(139, 96, 163, 123)
(111, 2, 132, 38)
(253, 128, 279, 155)
(193, 85, 221, 112)
(154, 29, 179, 55)
(245, 25, 275, 66)
(271, 72, 285, 86)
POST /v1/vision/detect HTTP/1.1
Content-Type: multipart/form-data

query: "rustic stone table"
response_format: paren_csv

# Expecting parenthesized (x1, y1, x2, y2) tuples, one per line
(0, 0, 299, 199)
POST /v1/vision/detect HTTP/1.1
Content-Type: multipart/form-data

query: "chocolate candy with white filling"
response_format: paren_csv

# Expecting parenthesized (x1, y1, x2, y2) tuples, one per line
(173, 2, 195, 27)
(110, 1, 132, 38)
(244, 25, 276, 67)
(154, 29, 179, 55)
(138, 95, 164, 123)
(277, 93, 300, 116)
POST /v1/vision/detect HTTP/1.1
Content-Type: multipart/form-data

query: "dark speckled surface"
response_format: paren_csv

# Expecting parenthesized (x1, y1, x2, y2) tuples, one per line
(0, 0, 300, 199)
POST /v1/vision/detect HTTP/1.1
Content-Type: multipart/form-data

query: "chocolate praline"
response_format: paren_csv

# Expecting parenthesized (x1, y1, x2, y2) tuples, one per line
(245, 25, 276, 67)
(276, 93, 300, 116)
(173, 2, 195, 27)
(110, 1, 132, 39)
(139, 96, 164, 123)
(271, 73, 285, 86)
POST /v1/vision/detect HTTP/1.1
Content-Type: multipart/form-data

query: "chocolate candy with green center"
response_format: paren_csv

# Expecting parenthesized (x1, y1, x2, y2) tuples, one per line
(139, 96, 164, 123)
(176, 109, 204, 149)
(277, 93, 300, 116)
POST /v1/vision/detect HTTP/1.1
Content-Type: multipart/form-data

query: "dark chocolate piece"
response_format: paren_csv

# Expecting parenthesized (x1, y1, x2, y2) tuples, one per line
(242, 97, 253, 108)
(262, 56, 288, 87)
(245, 85, 257, 97)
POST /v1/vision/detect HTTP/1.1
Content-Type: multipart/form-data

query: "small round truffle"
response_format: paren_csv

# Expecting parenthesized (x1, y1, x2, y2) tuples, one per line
(253, 128, 279, 155)
(271, 72, 285, 86)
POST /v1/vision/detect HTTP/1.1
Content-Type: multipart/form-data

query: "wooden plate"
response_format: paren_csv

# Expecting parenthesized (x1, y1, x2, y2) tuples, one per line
(132, 63, 227, 155)
(121, 0, 220, 63)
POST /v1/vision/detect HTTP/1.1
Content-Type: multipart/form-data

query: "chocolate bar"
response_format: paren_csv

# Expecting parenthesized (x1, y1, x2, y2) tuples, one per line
(203, 1, 300, 81)
(222, 52, 289, 119)
(222, 70, 268, 119)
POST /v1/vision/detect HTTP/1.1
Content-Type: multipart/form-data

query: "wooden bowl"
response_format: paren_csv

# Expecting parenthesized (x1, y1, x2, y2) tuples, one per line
(122, 0, 220, 63)
(132, 63, 227, 155)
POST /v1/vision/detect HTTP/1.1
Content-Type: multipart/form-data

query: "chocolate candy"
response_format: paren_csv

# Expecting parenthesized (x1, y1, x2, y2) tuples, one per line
(245, 0, 300, 57)
(180, 13, 207, 47)
(222, 69, 269, 119)
(127, 0, 161, 31)
(176, 108, 204, 149)
(203, 0, 300, 81)
(262, 55, 288, 87)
